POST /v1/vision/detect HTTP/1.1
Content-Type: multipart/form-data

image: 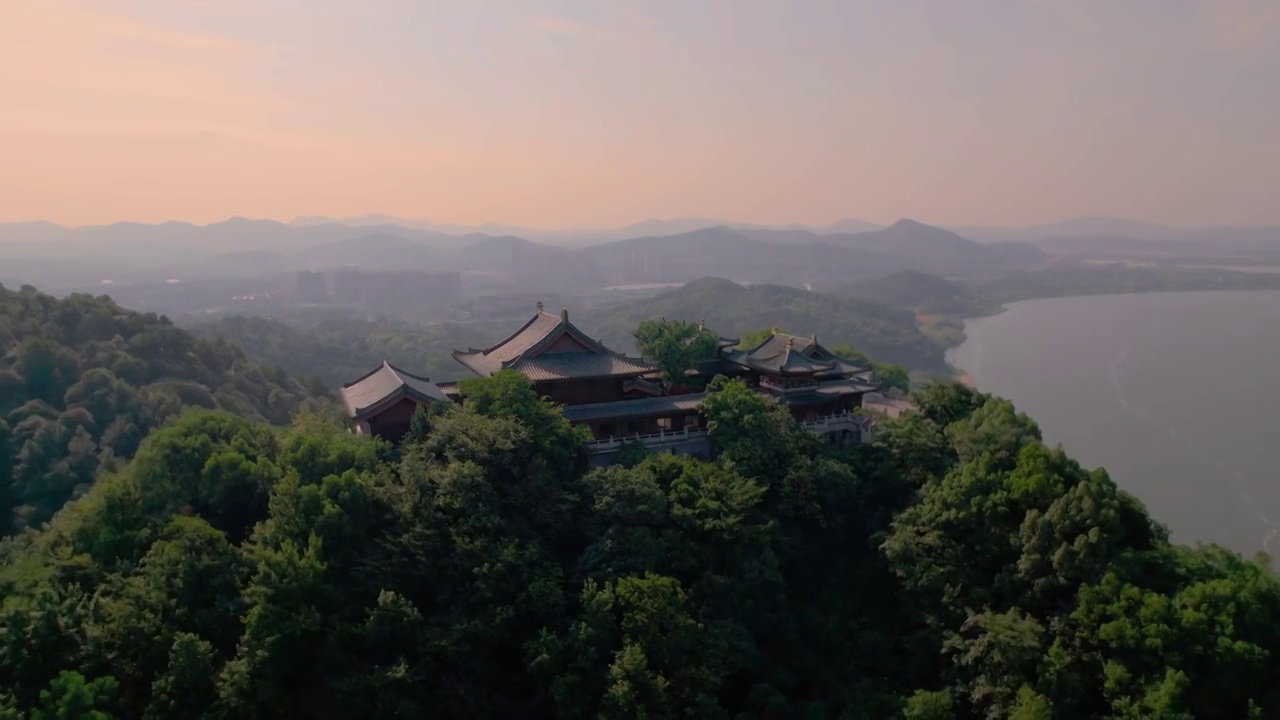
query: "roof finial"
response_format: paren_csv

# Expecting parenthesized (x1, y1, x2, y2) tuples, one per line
(560, 307, 569, 321)
(536, 301, 544, 313)
(786, 336, 794, 349)
(811, 333, 817, 344)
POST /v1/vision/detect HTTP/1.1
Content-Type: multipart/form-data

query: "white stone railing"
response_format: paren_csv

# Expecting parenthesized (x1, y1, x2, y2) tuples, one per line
(800, 410, 867, 430)
(586, 426, 711, 452)
(801, 410, 874, 441)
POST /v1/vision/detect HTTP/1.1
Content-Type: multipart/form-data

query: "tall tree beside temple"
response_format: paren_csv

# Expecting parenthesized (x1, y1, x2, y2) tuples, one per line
(633, 319, 721, 388)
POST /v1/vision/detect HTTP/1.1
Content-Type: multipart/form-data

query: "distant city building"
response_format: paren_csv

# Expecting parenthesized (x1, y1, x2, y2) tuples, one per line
(293, 271, 328, 304)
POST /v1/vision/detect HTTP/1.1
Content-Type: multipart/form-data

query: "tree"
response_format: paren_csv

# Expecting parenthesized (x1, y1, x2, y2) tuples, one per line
(740, 327, 783, 349)
(872, 362, 910, 393)
(406, 404, 432, 442)
(30, 672, 119, 720)
(633, 319, 720, 387)
(912, 381, 986, 427)
(144, 634, 217, 720)
(700, 376, 806, 480)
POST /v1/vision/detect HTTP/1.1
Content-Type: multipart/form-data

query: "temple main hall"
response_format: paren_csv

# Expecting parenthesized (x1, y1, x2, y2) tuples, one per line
(340, 303, 879, 460)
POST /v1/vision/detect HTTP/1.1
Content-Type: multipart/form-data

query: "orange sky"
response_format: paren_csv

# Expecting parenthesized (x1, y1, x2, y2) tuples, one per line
(3, 0, 1278, 229)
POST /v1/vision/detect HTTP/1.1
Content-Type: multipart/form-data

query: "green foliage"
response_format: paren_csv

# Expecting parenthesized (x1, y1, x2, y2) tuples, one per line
(633, 319, 720, 386)
(0, 284, 326, 535)
(739, 326, 781, 349)
(873, 361, 911, 393)
(406, 404, 431, 443)
(1, 344, 1279, 719)
(612, 439, 650, 469)
(31, 671, 119, 720)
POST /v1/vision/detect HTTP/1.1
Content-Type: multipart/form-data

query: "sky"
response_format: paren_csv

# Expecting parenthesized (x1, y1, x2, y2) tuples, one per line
(1, 0, 1278, 229)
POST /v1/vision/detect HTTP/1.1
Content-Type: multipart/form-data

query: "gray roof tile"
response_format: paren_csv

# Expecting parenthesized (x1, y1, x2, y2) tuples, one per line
(340, 362, 447, 418)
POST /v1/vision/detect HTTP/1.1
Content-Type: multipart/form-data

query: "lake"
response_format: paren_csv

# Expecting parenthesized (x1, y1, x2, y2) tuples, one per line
(949, 291, 1280, 556)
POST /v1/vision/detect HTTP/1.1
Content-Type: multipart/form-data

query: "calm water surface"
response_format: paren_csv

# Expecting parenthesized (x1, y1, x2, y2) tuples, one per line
(950, 291, 1280, 556)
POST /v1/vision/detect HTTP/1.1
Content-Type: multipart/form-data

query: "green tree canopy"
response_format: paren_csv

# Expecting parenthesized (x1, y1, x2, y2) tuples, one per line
(1, 310, 1279, 719)
(632, 319, 720, 386)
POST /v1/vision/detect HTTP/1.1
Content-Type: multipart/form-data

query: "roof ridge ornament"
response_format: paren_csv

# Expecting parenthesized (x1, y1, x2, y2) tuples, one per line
(561, 307, 569, 321)
(536, 301, 544, 313)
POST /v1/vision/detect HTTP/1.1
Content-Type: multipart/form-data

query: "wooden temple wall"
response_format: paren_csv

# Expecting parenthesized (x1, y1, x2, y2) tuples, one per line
(537, 377, 631, 406)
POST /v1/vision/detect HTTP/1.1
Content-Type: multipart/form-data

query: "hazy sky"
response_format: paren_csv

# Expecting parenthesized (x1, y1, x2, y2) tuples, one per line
(2, 0, 1277, 228)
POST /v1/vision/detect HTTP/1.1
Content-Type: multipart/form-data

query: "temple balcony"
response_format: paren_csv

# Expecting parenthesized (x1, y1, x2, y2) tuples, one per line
(801, 410, 874, 444)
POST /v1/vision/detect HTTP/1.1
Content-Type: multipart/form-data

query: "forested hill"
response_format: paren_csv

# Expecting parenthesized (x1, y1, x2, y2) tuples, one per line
(597, 278, 949, 372)
(187, 315, 510, 387)
(2, 373, 1278, 717)
(0, 284, 327, 534)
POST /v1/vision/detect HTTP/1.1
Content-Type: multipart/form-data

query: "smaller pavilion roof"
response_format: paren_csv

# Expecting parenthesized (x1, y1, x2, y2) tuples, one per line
(723, 331, 872, 377)
(340, 362, 447, 419)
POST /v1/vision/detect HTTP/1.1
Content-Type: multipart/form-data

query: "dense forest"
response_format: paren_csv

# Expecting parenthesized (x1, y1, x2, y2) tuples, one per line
(0, 284, 326, 535)
(2, 361, 1278, 717)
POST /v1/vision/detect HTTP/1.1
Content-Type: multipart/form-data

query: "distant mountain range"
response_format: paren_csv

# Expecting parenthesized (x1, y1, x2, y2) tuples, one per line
(2, 213, 1277, 292)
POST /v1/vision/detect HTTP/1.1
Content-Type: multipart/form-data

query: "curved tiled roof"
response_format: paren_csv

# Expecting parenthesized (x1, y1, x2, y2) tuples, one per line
(452, 306, 658, 381)
(740, 344, 836, 375)
(340, 362, 447, 418)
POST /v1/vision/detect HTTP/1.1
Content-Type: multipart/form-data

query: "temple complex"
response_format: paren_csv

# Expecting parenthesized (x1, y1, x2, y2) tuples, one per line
(340, 303, 879, 461)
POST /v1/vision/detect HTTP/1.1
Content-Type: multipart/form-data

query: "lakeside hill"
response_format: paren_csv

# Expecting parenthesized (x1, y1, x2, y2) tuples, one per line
(593, 277, 949, 373)
(832, 263, 1280, 331)
(837, 270, 984, 315)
